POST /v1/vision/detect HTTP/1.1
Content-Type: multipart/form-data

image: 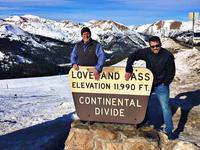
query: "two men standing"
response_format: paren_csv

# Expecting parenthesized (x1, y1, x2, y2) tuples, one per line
(70, 27, 175, 139)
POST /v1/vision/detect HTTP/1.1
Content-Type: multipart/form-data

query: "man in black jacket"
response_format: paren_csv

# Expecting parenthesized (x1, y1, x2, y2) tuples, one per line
(125, 36, 175, 139)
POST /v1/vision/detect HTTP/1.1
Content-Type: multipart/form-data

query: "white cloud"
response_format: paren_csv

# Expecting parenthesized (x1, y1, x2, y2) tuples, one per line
(0, 6, 20, 10)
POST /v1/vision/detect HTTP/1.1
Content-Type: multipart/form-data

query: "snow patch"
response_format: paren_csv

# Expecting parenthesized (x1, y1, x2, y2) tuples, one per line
(15, 55, 32, 64)
(175, 48, 200, 76)
(0, 51, 5, 61)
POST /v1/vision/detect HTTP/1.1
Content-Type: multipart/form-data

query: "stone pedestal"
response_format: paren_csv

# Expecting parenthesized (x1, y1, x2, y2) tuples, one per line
(64, 120, 199, 150)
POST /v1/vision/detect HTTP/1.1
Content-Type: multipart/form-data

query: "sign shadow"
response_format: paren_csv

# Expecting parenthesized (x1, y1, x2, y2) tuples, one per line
(170, 89, 200, 138)
(146, 89, 200, 138)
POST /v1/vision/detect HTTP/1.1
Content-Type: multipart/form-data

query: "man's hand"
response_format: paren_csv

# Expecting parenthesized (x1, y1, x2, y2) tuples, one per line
(87, 68, 101, 80)
(125, 72, 132, 81)
(93, 69, 100, 80)
(72, 64, 79, 70)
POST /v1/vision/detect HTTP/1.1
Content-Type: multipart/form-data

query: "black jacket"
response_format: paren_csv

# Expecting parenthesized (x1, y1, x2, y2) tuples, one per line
(126, 47, 175, 87)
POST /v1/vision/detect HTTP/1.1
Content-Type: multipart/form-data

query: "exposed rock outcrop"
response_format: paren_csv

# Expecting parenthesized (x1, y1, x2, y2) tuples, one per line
(65, 120, 199, 150)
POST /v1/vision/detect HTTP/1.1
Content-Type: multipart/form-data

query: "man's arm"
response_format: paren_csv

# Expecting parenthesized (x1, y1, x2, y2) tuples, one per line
(126, 49, 146, 72)
(95, 43, 106, 73)
(163, 53, 176, 86)
(70, 44, 79, 70)
(92, 43, 105, 80)
(125, 49, 146, 80)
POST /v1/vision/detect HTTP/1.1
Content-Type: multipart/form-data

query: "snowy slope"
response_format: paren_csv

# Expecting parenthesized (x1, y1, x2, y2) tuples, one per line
(175, 48, 200, 76)
(0, 75, 74, 135)
(0, 24, 25, 40)
(0, 22, 47, 49)
(0, 51, 5, 61)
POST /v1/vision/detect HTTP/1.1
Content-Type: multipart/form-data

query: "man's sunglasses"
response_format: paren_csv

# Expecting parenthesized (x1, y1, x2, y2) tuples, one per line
(150, 44, 160, 48)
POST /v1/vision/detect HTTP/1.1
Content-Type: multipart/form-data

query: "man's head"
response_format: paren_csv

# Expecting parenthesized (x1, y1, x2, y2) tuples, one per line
(149, 36, 162, 54)
(81, 27, 91, 43)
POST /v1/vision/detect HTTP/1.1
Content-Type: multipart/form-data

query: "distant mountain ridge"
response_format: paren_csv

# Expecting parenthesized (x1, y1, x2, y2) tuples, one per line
(3, 15, 137, 43)
(3, 15, 200, 41)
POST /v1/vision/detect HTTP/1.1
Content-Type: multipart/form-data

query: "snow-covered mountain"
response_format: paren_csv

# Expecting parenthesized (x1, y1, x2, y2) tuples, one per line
(0, 15, 147, 79)
(1, 15, 146, 47)
(4, 15, 144, 44)
(0, 20, 74, 79)
(4, 15, 82, 43)
(0, 23, 51, 48)
(2, 15, 200, 79)
(133, 20, 200, 37)
(3, 15, 200, 44)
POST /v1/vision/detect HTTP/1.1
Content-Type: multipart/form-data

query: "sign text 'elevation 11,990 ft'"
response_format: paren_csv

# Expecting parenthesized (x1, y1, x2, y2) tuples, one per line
(69, 66, 153, 124)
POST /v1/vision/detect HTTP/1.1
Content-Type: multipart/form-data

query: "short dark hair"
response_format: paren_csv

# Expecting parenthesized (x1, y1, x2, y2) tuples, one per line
(148, 36, 161, 45)
(81, 27, 91, 35)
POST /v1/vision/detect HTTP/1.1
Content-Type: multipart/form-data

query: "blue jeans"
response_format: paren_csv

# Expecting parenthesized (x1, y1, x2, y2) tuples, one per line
(154, 83, 174, 133)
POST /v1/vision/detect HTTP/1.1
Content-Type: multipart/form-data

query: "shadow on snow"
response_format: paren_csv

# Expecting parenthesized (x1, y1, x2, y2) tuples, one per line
(0, 112, 75, 150)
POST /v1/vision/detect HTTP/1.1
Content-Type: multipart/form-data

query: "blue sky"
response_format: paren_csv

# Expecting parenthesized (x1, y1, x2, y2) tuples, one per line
(0, 0, 199, 25)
